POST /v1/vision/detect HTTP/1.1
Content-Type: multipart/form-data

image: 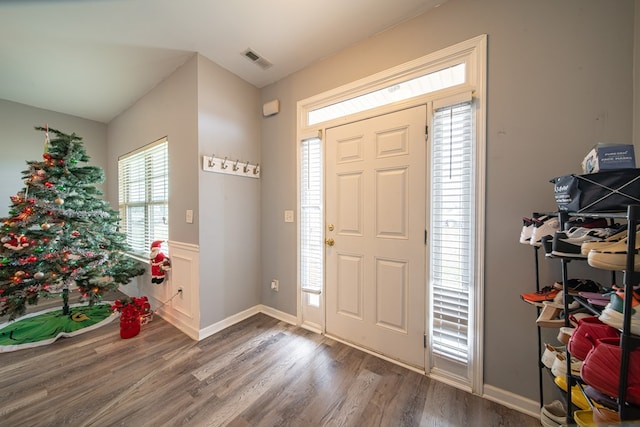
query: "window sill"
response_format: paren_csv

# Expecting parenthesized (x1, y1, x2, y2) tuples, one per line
(124, 252, 150, 265)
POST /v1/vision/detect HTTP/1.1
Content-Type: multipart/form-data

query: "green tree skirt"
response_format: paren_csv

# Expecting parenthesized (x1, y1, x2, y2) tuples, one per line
(0, 303, 117, 352)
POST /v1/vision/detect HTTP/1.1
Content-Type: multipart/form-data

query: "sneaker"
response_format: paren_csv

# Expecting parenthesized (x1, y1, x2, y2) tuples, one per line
(530, 217, 560, 247)
(564, 217, 609, 230)
(519, 217, 536, 244)
(565, 278, 601, 294)
(541, 234, 554, 255)
(551, 227, 618, 258)
(554, 375, 600, 410)
(521, 283, 562, 303)
(587, 231, 640, 271)
(541, 343, 566, 369)
(598, 292, 640, 335)
(540, 400, 567, 427)
(581, 225, 630, 256)
(557, 326, 575, 345)
(551, 351, 583, 377)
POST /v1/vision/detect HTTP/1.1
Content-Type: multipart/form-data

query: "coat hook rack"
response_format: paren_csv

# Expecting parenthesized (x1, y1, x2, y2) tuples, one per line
(202, 155, 260, 179)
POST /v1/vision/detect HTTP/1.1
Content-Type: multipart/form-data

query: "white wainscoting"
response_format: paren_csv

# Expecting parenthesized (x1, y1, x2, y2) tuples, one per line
(154, 240, 201, 339)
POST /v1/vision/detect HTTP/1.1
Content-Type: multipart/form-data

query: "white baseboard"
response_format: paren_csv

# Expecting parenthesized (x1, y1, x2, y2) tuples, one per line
(155, 308, 200, 341)
(197, 305, 262, 340)
(196, 305, 296, 340)
(256, 304, 298, 325)
(482, 384, 540, 419)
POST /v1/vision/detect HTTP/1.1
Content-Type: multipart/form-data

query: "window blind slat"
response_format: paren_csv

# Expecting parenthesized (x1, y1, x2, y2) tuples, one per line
(430, 101, 473, 364)
(118, 139, 169, 255)
(300, 138, 323, 296)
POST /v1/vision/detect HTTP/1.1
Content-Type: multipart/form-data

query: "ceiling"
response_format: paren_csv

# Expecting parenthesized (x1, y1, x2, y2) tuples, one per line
(0, 0, 444, 124)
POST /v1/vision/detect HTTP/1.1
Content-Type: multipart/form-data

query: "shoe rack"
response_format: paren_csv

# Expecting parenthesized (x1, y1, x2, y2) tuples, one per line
(523, 208, 640, 423)
(617, 205, 640, 421)
(522, 211, 554, 410)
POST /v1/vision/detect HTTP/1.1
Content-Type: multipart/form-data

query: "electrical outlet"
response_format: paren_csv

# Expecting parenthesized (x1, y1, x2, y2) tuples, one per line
(270, 279, 279, 292)
(186, 210, 193, 224)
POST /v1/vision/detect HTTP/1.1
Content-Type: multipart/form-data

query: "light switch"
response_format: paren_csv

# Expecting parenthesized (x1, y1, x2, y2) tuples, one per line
(186, 209, 193, 224)
(284, 210, 294, 223)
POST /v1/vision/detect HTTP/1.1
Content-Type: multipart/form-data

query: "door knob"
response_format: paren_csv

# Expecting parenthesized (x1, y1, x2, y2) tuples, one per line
(325, 238, 335, 247)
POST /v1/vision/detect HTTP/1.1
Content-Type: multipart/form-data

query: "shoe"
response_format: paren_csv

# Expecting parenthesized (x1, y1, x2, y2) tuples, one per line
(519, 217, 536, 244)
(554, 375, 604, 410)
(540, 400, 567, 427)
(564, 217, 609, 230)
(592, 407, 620, 424)
(557, 326, 575, 345)
(530, 217, 560, 247)
(572, 410, 594, 426)
(521, 283, 562, 303)
(542, 290, 580, 310)
(581, 226, 629, 255)
(587, 231, 640, 271)
(580, 336, 640, 406)
(567, 316, 619, 361)
(613, 287, 640, 308)
(536, 304, 564, 328)
(578, 290, 614, 307)
(551, 227, 619, 258)
(598, 293, 640, 335)
(541, 343, 566, 369)
(565, 278, 601, 295)
(541, 234, 554, 255)
(583, 385, 618, 410)
(551, 351, 582, 377)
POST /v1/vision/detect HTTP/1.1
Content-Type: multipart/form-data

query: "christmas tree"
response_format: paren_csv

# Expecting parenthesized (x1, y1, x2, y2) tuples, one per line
(0, 126, 145, 320)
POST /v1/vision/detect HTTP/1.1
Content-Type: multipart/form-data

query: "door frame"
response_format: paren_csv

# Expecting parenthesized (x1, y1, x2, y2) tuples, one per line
(296, 35, 486, 394)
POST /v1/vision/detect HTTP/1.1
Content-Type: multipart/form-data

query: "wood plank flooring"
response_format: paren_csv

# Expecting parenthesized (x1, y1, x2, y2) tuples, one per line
(0, 312, 540, 426)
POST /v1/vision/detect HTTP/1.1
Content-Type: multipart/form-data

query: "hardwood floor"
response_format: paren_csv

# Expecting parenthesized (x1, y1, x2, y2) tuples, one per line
(0, 312, 540, 427)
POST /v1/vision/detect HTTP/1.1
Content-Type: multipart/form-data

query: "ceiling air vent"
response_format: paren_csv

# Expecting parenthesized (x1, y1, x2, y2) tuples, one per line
(242, 48, 273, 70)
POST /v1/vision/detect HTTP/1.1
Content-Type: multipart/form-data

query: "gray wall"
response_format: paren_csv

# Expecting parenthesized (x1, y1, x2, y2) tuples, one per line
(259, 0, 635, 401)
(106, 55, 199, 246)
(196, 55, 262, 326)
(0, 99, 107, 218)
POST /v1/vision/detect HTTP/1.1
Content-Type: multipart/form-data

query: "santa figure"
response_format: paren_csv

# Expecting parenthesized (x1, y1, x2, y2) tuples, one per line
(150, 240, 171, 284)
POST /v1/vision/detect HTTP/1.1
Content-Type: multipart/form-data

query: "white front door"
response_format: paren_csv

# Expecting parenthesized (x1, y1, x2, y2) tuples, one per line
(325, 105, 427, 369)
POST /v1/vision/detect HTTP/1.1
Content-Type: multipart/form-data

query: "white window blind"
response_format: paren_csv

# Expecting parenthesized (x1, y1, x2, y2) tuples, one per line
(430, 101, 474, 364)
(118, 138, 169, 256)
(300, 137, 323, 303)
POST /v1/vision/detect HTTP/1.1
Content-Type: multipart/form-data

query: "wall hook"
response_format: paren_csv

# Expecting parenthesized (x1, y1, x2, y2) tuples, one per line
(202, 155, 259, 179)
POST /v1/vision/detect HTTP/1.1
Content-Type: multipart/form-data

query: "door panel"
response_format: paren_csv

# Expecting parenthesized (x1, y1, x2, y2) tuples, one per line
(325, 105, 426, 369)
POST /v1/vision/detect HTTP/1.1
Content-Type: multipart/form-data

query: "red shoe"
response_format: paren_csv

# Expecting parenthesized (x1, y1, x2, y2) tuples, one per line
(580, 337, 640, 406)
(567, 316, 619, 361)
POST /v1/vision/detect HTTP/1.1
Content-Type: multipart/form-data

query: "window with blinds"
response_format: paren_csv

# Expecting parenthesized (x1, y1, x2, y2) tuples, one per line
(430, 101, 474, 365)
(300, 137, 323, 306)
(118, 138, 169, 256)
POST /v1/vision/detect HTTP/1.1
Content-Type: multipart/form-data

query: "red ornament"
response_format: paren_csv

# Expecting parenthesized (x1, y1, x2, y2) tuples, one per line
(44, 182, 53, 188)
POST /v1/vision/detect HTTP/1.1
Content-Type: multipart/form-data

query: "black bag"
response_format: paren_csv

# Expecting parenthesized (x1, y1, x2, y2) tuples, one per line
(551, 169, 640, 213)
